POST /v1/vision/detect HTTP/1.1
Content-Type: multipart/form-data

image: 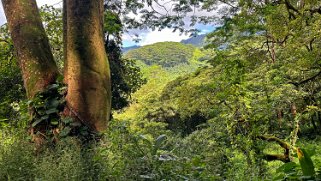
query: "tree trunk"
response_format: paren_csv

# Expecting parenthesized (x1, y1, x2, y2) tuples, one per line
(277, 108, 283, 128)
(2, 0, 111, 134)
(64, 0, 111, 131)
(1, 0, 59, 98)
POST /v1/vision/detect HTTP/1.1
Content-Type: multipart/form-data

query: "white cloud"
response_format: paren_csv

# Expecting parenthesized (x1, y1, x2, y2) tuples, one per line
(1, 0, 215, 46)
(139, 28, 189, 46)
(0, 3, 5, 25)
(37, 0, 62, 6)
(118, 1, 220, 47)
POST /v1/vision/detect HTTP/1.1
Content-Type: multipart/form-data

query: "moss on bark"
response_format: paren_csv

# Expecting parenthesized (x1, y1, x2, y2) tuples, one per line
(2, 0, 59, 98)
(64, 0, 111, 132)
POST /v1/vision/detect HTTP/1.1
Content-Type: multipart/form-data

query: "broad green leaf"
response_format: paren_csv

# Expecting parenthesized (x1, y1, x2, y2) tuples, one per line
(32, 119, 43, 127)
(62, 117, 73, 124)
(40, 115, 49, 121)
(59, 127, 71, 137)
(304, 148, 316, 157)
(45, 108, 58, 114)
(139, 134, 152, 145)
(154, 134, 167, 149)
(56, 75, 64, 83)
(50, 119, 59, 125)
(140, 174, 155, 179)
(158, 154, 176, 161)
(47, 84, 59, 90)
(297, 147, 315, 177)
(48, 99, 59, 108)
(276, 162, 297, 174)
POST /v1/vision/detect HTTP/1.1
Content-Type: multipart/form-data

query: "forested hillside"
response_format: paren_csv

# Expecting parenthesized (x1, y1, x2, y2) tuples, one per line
(121, 34, 206, 54)
(1, 0, 321, 180)
(124, 42, 197, 67)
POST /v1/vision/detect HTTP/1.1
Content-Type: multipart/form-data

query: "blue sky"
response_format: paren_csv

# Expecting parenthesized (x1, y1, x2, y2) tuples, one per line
(0, 1, 215, 47)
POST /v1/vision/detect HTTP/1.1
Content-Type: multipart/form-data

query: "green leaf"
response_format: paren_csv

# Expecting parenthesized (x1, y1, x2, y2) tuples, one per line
(304, 148, 316, 157)
(299, 176, 314, 180)
(59, 127, 71, 137)
(27, 100, 33, 106)
(80, 128, 89, 136)
(50, 119, 59, 125)
(70, 121, 82, 127)
(62, 117, 73, 124)
(297, 148, 315, 177)
(158, 154, 176, 161)
(139, 134, 153, 147)
(45, 108, 58, 114)
(47, 84, 59, 90)
(140, 174, 155, 179)
(32, 119, 43, 127)
(40, 115, 49, 120)
(56, 75, 64, 83)
(48, 99, 60, 108)
(0, 122, 9, 128)
(276, 162, 297, 174)
(155, 134, 167, 149)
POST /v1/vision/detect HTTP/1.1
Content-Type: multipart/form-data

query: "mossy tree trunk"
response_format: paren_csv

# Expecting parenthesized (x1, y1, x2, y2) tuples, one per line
(1, 0, 59, 98)
(2, 0, 111, 132)
(63, 0, 111, 131)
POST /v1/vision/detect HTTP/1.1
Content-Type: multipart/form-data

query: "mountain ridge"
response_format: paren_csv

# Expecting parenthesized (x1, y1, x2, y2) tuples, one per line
(123, 41, 196, 67)
(122, 34, 206, 53)
(180, 34, 206, 47)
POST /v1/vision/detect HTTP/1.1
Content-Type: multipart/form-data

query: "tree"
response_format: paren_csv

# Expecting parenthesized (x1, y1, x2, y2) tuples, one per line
(63, 0, 111, 131)
(103, 10, 146, 110)
(2, 0, 59, 99)
(202, 0, 321, 167)
(2, 0, 111, 133)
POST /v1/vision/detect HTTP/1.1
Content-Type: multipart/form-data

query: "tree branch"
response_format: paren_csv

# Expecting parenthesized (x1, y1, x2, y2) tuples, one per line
(289, 70, 321, 87)
(263, 154, 290, 163)
(257, 135, 291, 163)
(284, 0, 300, 14)
(0, 39, 11, 44)
(257, 135, 291, 149)
(308, 6, 321, 15)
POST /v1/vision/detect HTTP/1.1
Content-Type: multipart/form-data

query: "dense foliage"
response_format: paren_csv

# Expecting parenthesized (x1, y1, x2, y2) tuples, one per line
(2, 0, 321, 180)
(124, 42, 196, 67)
(0, 25, 24, 128)
(0, 5, 145, 112)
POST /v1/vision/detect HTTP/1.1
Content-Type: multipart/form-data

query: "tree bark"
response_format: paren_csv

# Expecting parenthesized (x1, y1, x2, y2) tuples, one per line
(2, 0, 111, 133)
(2, 0, 59, 98)
(257, 135, 291, 163)
(64, 0, 111, 131)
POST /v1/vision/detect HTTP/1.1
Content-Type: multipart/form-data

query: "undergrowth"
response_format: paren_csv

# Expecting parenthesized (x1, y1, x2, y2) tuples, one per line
(0, 119, 277, 181)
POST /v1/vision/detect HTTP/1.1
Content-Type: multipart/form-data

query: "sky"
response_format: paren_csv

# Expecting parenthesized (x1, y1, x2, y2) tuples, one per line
(0, 0, 62, 27)
(0, 0, 215, 47)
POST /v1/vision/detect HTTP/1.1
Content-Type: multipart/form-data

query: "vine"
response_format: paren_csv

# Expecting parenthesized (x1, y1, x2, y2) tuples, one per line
(28, 76, 93, 145)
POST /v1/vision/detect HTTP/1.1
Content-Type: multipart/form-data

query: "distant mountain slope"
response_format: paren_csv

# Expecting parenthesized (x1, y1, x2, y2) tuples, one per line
(122, 34, 206, 53)
(180, 34, 206, 47)
(122, 45, 140, 53)
(124, 42, 196, 67)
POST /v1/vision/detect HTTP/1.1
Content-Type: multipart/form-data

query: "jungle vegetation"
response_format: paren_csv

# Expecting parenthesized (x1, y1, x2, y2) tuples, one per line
(1, 0, 321, 180)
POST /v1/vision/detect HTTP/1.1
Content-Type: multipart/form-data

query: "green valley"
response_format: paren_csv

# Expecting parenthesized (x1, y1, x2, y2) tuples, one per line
(2, 0, 321, 180)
